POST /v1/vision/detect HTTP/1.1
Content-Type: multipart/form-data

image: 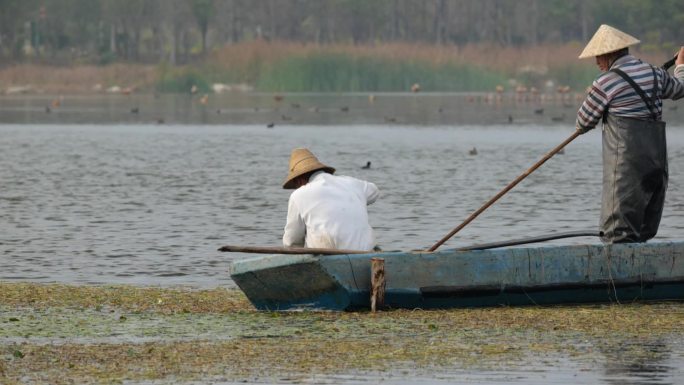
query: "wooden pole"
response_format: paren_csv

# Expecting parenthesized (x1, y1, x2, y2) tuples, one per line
(370, 258, 385, 312)
(217, 245, 371, 255)
(427, 130, 581, 252)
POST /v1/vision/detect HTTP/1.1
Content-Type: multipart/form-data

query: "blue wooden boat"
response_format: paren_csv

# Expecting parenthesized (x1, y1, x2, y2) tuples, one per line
(229, 241, 684, 311)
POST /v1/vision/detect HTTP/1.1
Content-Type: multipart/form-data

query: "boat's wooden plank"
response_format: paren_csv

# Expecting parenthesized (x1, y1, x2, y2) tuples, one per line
(230, 242, 684, 311)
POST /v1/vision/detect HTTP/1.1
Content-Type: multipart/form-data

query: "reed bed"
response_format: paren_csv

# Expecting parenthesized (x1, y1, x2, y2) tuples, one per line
(0, 64, 156, 94)
(1, 282, 684, 384)
(0, 42, 674, 94)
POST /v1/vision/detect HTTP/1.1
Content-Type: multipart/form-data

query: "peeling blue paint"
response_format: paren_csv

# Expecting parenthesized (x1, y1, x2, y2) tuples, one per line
(231, 242, 684, 311)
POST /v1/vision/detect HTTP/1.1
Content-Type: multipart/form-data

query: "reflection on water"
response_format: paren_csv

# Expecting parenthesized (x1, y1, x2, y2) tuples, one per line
(601, 339, 678, 385)
(2, 123, 684, 288)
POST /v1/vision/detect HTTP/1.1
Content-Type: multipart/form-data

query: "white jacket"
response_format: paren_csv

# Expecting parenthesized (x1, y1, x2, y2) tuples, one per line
(283, 171, 379, 250)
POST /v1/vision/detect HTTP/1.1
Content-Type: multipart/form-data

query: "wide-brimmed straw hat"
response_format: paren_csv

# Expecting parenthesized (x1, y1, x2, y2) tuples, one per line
(579, 24, 640, 59)
(283, 148, 335, 189)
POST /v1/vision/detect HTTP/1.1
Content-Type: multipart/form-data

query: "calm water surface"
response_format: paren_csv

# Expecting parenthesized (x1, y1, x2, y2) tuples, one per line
(3, 122, 684, 288)
(2, 94, 684, 385)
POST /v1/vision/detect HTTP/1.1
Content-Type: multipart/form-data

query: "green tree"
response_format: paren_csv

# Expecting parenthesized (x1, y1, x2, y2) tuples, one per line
(190, 0, 213, 54)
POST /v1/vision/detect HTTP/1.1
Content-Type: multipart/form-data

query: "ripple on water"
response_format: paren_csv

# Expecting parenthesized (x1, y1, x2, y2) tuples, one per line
(2, 123, 684, 288)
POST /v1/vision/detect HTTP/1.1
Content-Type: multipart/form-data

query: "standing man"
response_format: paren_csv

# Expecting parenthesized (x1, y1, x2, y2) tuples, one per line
(576, 24, 684, 243)
(282, 148, 380, 250)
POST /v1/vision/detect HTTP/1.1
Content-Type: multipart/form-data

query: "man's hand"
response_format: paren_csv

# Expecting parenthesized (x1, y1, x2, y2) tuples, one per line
(676, 46, 684, 67)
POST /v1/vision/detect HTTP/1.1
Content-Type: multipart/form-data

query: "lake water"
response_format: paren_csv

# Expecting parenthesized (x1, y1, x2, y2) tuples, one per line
(2, 93, 684, 385)
(2, 93, 684, 288)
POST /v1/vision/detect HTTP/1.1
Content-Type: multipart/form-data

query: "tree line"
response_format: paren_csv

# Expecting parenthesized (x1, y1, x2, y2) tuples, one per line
(1, 0, 682, 66)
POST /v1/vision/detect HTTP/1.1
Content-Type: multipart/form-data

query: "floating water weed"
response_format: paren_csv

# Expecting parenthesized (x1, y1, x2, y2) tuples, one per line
(1, 283, 684, 384)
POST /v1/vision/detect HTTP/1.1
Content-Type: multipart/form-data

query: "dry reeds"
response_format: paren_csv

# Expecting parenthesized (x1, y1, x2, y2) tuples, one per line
(0, 63, 157, 93)
(210, 40, 669, 75)
(0, 42, 672, 94)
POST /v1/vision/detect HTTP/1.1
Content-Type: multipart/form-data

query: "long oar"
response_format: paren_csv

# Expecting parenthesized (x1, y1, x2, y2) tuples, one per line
(427, 130, 581, 252)
(218, 244, 371, 255)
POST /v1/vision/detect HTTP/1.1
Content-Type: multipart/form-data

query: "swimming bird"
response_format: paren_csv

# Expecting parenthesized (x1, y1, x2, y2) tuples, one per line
(469, 147, 478, 156)
(361, 161, 371, 169)
(340, 106, 349, 112)
(267, 122, 275, 128)
(130, 107, 139, 114)
(534, 108, 544, 115)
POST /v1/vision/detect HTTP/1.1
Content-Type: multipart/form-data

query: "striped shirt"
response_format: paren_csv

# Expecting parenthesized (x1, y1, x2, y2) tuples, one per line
(576, 55, 684, 131)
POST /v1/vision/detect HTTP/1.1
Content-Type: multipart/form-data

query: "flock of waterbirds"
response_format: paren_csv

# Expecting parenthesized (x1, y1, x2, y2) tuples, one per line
(38, 81, 599, 128)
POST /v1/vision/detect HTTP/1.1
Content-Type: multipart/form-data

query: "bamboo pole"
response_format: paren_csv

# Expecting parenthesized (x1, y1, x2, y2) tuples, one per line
(371, 258, 385, 312)
(217, 244, 371, 255)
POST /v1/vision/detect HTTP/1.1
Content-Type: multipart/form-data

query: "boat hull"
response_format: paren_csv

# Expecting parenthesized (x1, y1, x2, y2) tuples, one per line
(230, 242, 684, 311)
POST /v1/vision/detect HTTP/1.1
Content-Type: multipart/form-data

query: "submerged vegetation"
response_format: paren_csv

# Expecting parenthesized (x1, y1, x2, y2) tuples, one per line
(2, 282, 684, 384)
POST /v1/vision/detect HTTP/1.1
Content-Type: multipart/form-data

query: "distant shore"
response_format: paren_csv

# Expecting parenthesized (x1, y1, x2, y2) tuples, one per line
(2, 42, 670, 96)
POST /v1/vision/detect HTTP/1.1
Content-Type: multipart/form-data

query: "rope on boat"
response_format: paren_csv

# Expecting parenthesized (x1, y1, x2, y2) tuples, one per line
(457, 230, 603, 251)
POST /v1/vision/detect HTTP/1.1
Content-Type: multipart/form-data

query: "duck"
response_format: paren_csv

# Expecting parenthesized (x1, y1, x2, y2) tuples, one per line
(469, 147, 478, 156)
(361, 161, 371, 169)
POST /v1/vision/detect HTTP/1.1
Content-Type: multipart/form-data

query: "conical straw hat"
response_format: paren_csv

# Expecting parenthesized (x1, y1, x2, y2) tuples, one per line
(283, 148, 335, 189)
(579, 24, 640, 59)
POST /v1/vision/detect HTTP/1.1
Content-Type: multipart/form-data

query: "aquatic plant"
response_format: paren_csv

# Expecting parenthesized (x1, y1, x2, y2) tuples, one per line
(1, 283, 683, 384)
